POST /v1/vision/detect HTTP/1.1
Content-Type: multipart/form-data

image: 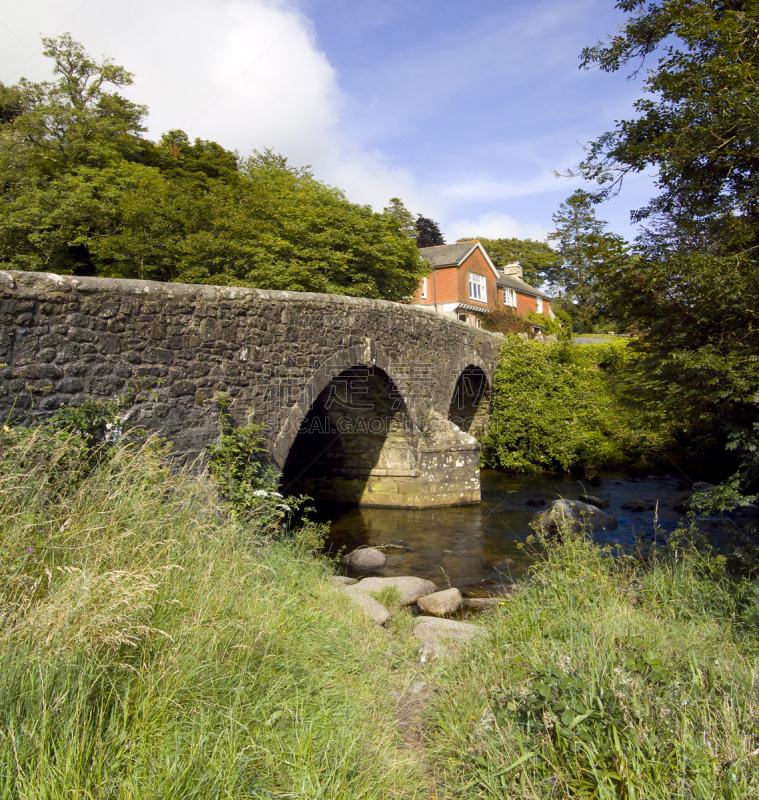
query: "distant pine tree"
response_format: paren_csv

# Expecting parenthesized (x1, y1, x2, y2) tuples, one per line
(415, 215, 445, 247)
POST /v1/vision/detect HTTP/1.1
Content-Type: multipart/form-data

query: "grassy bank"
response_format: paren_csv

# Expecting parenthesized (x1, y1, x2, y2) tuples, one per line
(429, 531, 759, 798)
(1, 418, 757, 798)
(482, 336, 669, 474)
(0, 425, 429, 798)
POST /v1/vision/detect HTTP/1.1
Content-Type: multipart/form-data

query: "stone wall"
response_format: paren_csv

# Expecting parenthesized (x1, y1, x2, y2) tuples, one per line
(0, 271, 503, 507)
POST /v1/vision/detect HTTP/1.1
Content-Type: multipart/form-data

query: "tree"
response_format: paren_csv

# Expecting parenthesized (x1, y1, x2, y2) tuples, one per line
(579, 0, 759, 490)
(383, 197, 417, 239)
(546, 190, 627, 327)
(456, 235, 562, 285)
(0, 35, 428, 301)
(415, 215, 445, 247)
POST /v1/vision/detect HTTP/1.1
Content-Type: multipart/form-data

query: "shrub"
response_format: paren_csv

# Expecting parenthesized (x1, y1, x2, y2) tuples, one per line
(482, 336, 669, 472)
(482, 308, 531, 335)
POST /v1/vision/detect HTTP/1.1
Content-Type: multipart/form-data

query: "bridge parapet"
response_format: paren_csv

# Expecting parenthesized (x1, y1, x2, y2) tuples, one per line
(0, 271, 502, 508)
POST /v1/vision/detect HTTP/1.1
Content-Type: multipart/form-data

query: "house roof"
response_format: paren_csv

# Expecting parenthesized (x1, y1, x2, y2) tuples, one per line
(418, 241, 500, 280)
(497, 273, 551, 301)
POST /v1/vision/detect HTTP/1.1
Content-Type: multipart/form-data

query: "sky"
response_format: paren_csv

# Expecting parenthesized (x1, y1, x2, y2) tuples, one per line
(0, 0, 658, 243)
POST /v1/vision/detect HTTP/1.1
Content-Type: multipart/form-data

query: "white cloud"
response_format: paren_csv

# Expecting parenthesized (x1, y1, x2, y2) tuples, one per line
(446, 212, 549, 243)
(0, 0, 437, 212)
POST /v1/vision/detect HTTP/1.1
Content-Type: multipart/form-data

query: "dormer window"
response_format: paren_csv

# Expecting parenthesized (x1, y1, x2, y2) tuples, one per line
(469, 272, 487, 302)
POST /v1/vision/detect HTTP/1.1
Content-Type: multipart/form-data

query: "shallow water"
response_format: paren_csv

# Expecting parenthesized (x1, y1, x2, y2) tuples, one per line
(318, 470, 691, 594)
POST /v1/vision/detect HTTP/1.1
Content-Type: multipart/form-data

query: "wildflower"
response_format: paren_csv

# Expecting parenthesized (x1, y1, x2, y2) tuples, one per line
(25, 547, 33, 553)
(252, 489, 268, 497)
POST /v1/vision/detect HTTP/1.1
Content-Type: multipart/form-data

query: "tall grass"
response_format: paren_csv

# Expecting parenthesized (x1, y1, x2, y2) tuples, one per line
(428, 530, 759, 798)
(0, 426, 427, 799)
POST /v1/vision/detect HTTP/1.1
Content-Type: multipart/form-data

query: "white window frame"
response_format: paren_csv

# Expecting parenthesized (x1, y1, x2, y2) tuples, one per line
(468, 272, 487, 303)
(536, 296, 543, 314)
(503, 287, 517, 307)
(420, 277, 427, 299)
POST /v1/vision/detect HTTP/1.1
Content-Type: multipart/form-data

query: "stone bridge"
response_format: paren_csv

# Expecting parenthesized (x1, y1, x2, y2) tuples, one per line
(0, 271, 502, 508)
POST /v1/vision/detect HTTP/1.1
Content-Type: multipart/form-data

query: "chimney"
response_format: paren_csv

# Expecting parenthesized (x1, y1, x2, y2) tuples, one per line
(499, 262, 523, 279)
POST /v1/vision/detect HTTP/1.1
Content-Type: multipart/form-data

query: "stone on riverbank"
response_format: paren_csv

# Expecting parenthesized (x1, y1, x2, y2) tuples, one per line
(417, 588, 462, 617)
(351, 576, 438, 606)
(532, 499, 617, 535)
(342, 547, 387, 571)
(413, 616, 485, 642)
(417, 639, 449, 663)
(342, 586, 391, 625)
(331, 576, 358, 586)
(462, 597, 509, 611)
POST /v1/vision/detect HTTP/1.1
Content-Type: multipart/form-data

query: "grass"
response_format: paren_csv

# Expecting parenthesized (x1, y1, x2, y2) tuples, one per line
(427, 530, 759, 798)
(0, 425, 429, 799)
(2, 419, 758, 798)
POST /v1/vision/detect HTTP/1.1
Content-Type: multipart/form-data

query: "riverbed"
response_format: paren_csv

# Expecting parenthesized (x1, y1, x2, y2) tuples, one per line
(319, 470, 692, 594)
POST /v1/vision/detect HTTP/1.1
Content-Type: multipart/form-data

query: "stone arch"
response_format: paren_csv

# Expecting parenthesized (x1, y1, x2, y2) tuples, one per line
(447, 362, 492, 435)
(272, 341, 415, 468)
(279, 363, 419, 506)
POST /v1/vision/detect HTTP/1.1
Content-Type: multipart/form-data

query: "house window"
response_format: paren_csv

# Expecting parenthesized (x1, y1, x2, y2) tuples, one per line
(503, 287, 516, 307)
(536, 297, 543, 314)
(458, 313, 468, 323)
(468, 272, 487, 303)
(420, 277, 427, 299)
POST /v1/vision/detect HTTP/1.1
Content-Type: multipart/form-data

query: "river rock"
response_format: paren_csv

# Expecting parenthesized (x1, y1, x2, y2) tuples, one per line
(331, 576, 358, 586)
(342, 547, 387, 571)
(532, 499, 617, 535)
(462, 596, 509, 611)
(350, 576, 438, 606)
(579, 494, 609, 509)
(413, 616, 486, 642)
(525, 497, 546, 507)
(342, 586, 391, 625)
(621, 497, 655, 512)
(586, 474, 602, 487)
(417, 588, 462, 617)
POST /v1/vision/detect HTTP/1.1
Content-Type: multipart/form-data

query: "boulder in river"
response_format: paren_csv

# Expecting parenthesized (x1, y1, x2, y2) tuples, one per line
(413, 616, 486, 642)
(417, 588, 462, 617)
(462, 597, 509, 611)
(579, 494, 609, 509)
(342, 547, 387, 571)
(350, 576, 438, 606)
(532, 499, 618, 535)
(621, 497, 655, 512)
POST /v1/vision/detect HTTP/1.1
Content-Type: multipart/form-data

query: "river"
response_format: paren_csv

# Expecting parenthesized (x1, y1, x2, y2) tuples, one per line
(318, 470, 692, 595)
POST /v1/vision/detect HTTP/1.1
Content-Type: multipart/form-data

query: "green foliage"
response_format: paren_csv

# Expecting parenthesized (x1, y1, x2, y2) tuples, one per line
(547, 190, 628, 328)
(415, 214, 445, 247)
(483, 336, 669, 472)
(578, 1, 759, 492)
(481, 307, 531, 335)
(205, 399, 312, 537)
(0, 35, 428, 300)
(382, 196, 417, 239)
(526, 310, 562, 337)
(431, 527, 759, 799)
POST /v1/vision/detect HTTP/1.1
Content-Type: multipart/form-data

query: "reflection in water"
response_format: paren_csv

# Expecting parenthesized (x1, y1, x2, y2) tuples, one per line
(318, 470, 690, 594)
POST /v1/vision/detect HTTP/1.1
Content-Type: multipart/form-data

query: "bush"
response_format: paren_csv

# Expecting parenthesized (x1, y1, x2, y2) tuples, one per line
(482, 336, 669, 472)
(482, 308, 531, 335)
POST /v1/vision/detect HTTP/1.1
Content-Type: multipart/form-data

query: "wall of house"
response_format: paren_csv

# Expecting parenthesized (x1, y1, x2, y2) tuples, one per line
(456, 249, 498, 312)
(414, 266, 459, 306)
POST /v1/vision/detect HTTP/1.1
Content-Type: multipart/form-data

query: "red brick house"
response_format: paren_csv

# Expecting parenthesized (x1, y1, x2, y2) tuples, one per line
(413, 241, 552, 328)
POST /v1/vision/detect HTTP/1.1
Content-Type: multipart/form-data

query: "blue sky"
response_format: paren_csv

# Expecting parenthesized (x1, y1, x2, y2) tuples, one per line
(0, 0, 657, 243)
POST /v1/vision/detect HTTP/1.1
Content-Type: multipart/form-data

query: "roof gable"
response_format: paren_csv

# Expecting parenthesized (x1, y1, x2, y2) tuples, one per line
(418, 241, 501, 280)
